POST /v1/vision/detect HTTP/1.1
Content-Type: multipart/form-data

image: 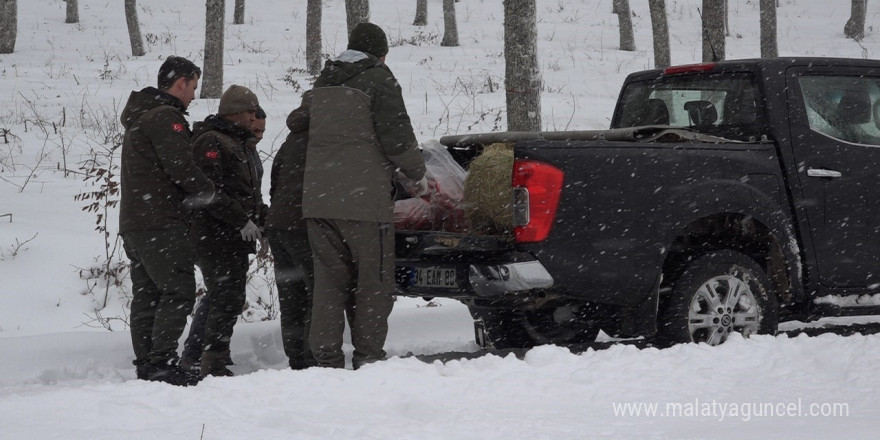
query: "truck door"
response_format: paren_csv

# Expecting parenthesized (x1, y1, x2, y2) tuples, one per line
(786, 67, 880, 289)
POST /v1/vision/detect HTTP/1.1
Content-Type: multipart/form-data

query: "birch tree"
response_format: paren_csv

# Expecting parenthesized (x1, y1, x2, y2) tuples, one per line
(504, 0, 541, 132)
(441, 0, 459, 47)
(413, 0, 427, 26)
(124, 0, 145, 57)
(345, 0, 369, 34)
(0, 0, 14, 54)
(202, 0, 225, 99)
(613, 0, 635, 51)
(845, 0, 867, 40)
(648, 0, 670, 68)
(307, 0, 322, 75)
(759, 0, 777, 58)
(66, 0, 79, 24)
(701, 0, 725, 62)
(234, 0, 245, 25)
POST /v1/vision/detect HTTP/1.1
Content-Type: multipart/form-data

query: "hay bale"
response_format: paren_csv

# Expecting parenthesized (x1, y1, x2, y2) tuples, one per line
(463, 143, 515, 235)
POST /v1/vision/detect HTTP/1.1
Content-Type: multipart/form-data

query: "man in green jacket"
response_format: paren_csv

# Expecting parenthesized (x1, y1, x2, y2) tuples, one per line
(180, 107, 267, 372)
(289, 23, 428, 369)
(265, 114, 314, 370)
(190, 85, 266, 377)
(119, 56, 215, 386)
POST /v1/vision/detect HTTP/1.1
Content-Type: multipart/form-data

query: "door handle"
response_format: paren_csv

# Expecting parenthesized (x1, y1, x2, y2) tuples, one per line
(806, 168, 843, 178)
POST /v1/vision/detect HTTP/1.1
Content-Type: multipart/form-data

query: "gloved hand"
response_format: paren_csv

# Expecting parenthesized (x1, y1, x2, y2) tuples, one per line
(240, 219, 262, 242)
(411, 176, 430, 198)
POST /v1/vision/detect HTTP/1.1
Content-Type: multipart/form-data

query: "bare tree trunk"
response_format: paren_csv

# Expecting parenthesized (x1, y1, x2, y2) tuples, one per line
(124, 0, 145, 57)
(202, 0, 225, 99)
(413, 0, 427, 26)
(614, 0, 635, 51)
(65, 0, 79, 24)
(307, 0, 323, 75)
(648, 0, 670, 68)
(723, 0, 730, 36)
(0, 0, 15, 54)
(759, 0, 778, 58)
(234, 0, 245, 25)
(845, 0, 867, 40)
(503, 0, 541, 132)
(441, 0, 458, 47)
(701, 0, 725, 62)
(345, 0, 370, 35)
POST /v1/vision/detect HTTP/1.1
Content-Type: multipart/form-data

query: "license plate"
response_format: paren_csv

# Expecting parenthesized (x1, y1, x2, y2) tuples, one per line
(412, 267, 457, 288)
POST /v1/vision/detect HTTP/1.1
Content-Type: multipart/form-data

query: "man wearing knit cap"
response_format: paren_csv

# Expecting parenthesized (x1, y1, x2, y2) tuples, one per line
(179, 106, 268, 372)
(190, 84, 268, 377)
(288, 22, 428, 369)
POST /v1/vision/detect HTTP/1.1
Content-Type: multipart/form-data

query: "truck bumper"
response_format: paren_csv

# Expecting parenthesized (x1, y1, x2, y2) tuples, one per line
(469, 261, 554, 296)
(396, 259, 554, 299)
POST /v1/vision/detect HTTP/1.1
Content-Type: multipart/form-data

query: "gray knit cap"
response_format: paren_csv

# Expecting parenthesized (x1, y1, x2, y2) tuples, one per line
(218, 85, 260, 115)
(347, 23, 389, 58)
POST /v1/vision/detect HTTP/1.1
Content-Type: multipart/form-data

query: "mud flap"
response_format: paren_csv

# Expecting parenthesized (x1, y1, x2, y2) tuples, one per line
(473, 318, 489, 349)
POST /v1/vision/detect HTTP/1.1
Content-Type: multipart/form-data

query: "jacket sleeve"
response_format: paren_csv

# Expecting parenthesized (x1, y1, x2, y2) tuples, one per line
(286, 94, 311, 134)
(269, 145, 283, 202)
(192, 132, 251, 229)
(371, 73, 425, 181)
(148, 109, 216, 207)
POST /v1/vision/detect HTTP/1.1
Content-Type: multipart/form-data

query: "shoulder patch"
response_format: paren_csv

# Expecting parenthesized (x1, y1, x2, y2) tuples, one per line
(172, 123, 185, 132)
(204, 150, 220, 160)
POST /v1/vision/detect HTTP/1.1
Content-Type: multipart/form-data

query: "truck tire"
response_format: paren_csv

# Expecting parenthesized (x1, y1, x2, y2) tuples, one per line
(469, 305, 600, 349)
(657, 250, 778, 347)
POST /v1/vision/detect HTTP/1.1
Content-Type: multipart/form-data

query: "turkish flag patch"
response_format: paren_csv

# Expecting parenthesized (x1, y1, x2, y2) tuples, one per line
(204, 150, 220, 160)
(171, 123, 185, 132)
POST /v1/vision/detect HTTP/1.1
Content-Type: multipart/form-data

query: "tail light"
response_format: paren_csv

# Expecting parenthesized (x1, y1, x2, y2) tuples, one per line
(512, 159, 564, 243)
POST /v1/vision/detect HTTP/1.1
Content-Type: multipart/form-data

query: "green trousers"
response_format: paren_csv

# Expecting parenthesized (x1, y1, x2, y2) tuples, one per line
(123, 229, 197, 366)
(267, 229, 315, 368)
(199, 248, 249, 355)
(306, 218, 395, 369)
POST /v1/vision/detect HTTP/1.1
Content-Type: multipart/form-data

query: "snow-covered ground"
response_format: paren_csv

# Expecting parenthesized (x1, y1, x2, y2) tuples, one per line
(2, 0, 880, 438)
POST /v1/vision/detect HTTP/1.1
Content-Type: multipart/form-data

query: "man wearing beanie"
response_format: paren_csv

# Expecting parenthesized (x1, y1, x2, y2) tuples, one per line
(289, 22, 428, 369)
(179, 106, 268, 372)
(190, 84, 268, 377)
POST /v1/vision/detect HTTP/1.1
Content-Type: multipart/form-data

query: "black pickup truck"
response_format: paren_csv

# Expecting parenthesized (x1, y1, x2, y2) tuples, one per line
(395, 57, 880, 349)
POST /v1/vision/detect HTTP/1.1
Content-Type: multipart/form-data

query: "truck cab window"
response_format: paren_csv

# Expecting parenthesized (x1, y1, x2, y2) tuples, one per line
(799, 75, 880, 146)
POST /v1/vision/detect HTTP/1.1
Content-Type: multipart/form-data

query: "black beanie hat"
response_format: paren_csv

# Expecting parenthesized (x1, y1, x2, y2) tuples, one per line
(347, 22, 389, 58)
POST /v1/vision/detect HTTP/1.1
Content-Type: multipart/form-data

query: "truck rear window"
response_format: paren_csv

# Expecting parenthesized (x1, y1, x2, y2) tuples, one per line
(613, 73, 762, 141)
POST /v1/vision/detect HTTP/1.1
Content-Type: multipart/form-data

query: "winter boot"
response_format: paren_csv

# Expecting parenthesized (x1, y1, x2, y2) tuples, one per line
(137, 362, 201, 386)
(289, 355, 318, 371)
(178, 356, 201, 372)
(200, 350, 234, 378)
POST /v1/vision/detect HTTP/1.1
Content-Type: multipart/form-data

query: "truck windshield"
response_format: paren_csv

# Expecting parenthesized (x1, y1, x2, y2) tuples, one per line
(614, 73, 762, 141)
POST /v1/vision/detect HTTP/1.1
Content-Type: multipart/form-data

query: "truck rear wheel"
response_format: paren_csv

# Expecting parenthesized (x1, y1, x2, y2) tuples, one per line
(657, 250, 778, 347)
(469, 305, 600, 349)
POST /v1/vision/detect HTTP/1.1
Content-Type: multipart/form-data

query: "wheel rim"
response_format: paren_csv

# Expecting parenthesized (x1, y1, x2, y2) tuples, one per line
(687, 274, 761, 345)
